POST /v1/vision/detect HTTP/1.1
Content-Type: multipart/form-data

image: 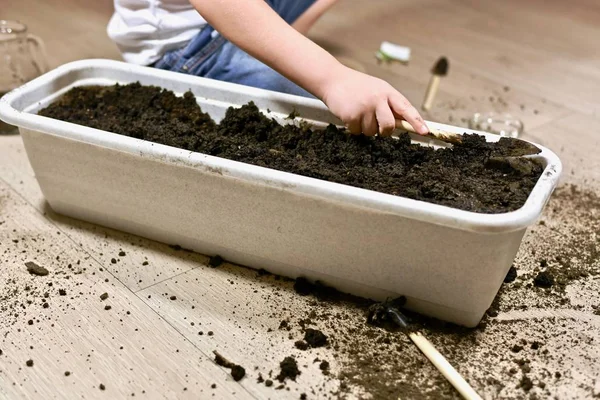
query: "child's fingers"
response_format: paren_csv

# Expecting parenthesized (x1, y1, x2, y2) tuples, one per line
(389, 94, 429, 135)
(345, 118, 362, 135)
(361, 111, 378, 136)
(375, 101, 395, 136)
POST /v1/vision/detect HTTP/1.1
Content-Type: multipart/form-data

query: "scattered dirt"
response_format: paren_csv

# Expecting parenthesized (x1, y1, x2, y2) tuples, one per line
(295, 340, 309, 350)
(239, 181, 598, 399)
(319, 360, 330, 372)
(213, 351, 246, 381)
(533, 271, 554, 288)
(3, 84, 599, 398)
(25, 261, 49, 276)
(0, 181, 598, 399)
(38, 83, 544, 214)
(292, 278, 369, 305)
(519, 375, 534, 392)
(276, 356, 300, 382)
(523, 185, 600, 294)
(511, 344, 524, 353)
(208, 255, 224, 268)
(230, 365, 246, 382)
(25, 359, 33, 367)
(504, 266, 518, 283)
(303, 329, 328, 348)
(293, 278, 313, 296)
(99, 292, 109, 301)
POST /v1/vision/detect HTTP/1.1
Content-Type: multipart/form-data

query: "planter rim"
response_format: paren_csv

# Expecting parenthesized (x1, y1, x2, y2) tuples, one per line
(0, 59, 563, 234)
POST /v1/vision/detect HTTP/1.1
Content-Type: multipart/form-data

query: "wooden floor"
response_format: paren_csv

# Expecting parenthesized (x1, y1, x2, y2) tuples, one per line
(1, 0, 600, 399)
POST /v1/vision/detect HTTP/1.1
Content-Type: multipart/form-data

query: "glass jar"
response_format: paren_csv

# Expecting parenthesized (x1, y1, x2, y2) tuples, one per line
(468, 112, 523, 138)
(1, 20, 48, 133)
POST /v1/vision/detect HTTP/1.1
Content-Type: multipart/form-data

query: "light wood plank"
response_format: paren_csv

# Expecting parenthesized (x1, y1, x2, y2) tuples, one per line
(139, 265, 341, 399)
(526, 111, 600, 185)
(311, 0, 600, 116)
(0, 181, 251, 400)
(320, 44, 569, 132)
(2, 0, 600, 399)
(309, 8, 571, 132)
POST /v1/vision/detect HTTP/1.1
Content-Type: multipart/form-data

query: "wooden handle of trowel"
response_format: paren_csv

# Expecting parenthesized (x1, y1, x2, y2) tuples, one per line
(395, 120, 464, 145)
(409, 332, 482, 400)
(422, 75, 441, 111)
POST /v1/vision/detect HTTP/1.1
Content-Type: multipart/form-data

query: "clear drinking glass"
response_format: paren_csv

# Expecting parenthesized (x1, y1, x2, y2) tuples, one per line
(1, 20, 48, 132)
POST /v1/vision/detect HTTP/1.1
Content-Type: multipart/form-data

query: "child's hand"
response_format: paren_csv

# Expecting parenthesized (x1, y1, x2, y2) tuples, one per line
(188, 0, 426, 137)
(321, 66, 429, 137)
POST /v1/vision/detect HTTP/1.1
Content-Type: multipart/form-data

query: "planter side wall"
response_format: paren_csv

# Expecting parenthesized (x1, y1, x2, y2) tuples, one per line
(21, 127, 524, 327)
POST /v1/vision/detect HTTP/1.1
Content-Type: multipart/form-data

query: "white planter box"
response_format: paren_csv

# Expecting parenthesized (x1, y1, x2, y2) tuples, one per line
(0, 59, 562, 327)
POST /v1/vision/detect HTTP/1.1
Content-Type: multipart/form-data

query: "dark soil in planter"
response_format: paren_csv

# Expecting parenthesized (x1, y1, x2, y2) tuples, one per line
(38, 82, 544, 213)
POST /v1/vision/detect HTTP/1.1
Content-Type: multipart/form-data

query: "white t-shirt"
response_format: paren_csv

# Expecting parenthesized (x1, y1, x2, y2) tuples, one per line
(107, 0, 206, 66)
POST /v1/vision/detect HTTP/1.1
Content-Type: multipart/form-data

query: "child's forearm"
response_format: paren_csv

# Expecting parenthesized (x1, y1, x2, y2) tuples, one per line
(189, 0, 341, 100)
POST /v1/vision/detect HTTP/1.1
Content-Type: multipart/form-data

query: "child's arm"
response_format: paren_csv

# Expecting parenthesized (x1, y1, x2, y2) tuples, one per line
(190, 0, 429, 136)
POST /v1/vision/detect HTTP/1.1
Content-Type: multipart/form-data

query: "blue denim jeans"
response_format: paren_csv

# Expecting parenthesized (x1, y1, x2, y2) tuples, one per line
(154, 0, 316, 98)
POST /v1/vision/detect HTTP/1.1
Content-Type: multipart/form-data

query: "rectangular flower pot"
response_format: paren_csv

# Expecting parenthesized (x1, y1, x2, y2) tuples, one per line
(0, 59, 562, 327)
